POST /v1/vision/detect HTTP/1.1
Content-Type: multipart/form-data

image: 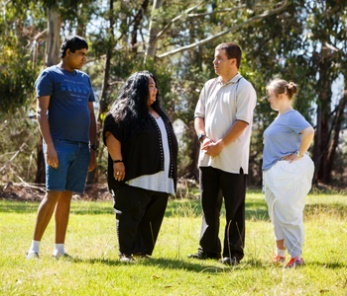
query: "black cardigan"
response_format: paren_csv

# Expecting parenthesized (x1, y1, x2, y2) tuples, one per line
(103, 112, 178, 192)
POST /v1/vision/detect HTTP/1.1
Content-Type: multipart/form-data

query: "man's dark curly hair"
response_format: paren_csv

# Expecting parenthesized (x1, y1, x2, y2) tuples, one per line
(110, 71, 168, 135)
(60, 35, 88, 58)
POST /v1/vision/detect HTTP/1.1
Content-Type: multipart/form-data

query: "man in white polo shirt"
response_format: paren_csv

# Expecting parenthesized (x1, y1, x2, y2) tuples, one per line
(188, 42, 257, 265)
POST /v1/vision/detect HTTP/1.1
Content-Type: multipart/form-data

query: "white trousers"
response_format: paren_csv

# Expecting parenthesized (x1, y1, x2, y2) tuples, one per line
(263, 155, 314, 257)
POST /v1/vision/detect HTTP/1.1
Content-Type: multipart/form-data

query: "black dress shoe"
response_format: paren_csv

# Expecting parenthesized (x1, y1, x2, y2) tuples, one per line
(188, 252, 221, 260)
(220, 256, 240, 266)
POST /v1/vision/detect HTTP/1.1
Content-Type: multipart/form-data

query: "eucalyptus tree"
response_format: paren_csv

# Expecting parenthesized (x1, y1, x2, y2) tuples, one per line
(0, 0, 45, 185)
(229, 0, 318, 184)
(83, 0, 290, 181)
(32, 0, 101, 182)
(4, 0, 344, 186)
(126, 0, 289, 179)
(234, 0, 347, 185)
(141, 0, 346, 185)
(0, 0, 45, 114)
(0, 0, 101, 183)
(0, 0, 100, 114)
(307, 0, 347, 184)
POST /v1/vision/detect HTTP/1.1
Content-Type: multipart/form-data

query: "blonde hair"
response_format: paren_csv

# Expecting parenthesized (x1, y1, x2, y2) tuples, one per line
(266, 78, 298, 100)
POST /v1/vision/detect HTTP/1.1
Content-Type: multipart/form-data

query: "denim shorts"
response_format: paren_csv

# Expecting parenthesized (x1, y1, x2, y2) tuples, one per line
(43, 140, 90, 193)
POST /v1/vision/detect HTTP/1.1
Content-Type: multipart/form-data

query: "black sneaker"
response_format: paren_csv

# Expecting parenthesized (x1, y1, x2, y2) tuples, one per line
(188, 252, 221, 260)
(119, 254, 135, 263)
(220, 256, 240, 266)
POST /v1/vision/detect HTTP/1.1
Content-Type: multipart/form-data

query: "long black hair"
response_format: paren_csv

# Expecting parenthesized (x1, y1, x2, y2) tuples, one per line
(110, 71, 167, 134)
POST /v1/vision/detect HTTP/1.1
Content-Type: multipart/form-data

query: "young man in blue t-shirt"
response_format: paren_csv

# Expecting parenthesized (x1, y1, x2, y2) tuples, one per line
(27, 36, 97, 259)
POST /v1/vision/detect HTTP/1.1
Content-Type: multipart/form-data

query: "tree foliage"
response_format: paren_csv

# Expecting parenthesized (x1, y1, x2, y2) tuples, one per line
(0, 1, 43, 114)
(0, 0, 346, 187)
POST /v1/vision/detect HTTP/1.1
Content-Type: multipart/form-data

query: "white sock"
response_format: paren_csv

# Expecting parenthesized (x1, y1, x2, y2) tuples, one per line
(53, 244, 65, 256)
(29, 240, 40, 254)
(277, 248, 286, 257)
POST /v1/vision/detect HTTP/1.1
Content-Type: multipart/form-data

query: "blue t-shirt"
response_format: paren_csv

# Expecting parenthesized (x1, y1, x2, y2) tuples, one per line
(262, 110, 311, 171)
(35, 65, 95, 143)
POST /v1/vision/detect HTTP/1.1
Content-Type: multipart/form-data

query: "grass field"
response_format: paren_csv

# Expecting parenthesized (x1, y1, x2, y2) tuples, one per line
(0, 189, 346, 295)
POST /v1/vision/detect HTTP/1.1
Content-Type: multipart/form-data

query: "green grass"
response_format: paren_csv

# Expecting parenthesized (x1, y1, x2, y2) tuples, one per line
(1, 190, 346, 295)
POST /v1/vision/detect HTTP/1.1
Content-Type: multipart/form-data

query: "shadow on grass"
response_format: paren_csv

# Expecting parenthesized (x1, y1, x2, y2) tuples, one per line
(308, 261, 347, 269)
(0, 202, 39, 213)
(71, 257, 270, 273)
(64, 256, 347, 272)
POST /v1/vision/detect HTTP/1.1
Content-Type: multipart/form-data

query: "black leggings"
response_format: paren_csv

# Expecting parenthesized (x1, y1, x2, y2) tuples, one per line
(112, 184, 168, 256)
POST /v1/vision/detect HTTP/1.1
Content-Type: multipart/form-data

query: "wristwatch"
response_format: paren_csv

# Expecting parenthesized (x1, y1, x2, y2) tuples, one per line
(198, 133, 206, 143)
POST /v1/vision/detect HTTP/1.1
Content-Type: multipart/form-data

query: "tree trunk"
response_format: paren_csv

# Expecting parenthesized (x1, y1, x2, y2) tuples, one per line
(145, 0, 164, 60)
(131, 0, 149, 54)
(76, 3, 87, 37)
(35, 6, 61, 184)
(45, 7, 61, 66)
(88, 0, 115, 185)
(313, 46, 333, 184)
(97, 0, 115, 137)
(325, 90, 347, 183)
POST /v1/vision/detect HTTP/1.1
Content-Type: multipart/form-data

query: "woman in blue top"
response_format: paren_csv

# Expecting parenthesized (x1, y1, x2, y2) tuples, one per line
(263, 79, 314, 268)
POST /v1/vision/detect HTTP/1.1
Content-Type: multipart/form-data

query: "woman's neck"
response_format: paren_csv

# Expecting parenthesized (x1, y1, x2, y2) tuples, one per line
(148, 107, 159, 119)
(278, 100, 293, 114)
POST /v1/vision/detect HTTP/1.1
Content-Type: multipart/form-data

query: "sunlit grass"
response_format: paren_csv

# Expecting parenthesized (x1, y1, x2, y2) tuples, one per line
(0, 190, 346, 295)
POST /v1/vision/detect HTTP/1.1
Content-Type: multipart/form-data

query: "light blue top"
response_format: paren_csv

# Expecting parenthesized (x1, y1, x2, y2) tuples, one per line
(262, 110, 311, 171)
(35, 65, 95, 143)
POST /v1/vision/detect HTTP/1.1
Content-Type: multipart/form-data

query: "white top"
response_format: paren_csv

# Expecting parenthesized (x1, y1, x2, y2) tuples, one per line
(194, 73, 257, 174)
(127, 116, 175, 195)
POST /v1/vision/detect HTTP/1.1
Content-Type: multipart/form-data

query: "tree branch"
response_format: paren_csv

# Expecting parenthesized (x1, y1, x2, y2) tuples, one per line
(157, 0, 288, 59)
(156, 1, 204, 39)
(0, 143, 27, 174)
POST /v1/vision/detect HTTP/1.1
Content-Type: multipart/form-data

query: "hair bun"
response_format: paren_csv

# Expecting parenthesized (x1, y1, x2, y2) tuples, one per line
(286, 82, 298, 96)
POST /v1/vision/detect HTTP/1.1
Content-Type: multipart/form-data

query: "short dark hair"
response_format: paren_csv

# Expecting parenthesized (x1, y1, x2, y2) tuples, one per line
(216, 42, 242, 68)
(60, 35, 88, 58)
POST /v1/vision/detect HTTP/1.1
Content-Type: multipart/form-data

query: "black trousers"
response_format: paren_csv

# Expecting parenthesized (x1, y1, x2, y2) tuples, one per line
(112, 184, 168, 256)
(198, 167, 247, 260)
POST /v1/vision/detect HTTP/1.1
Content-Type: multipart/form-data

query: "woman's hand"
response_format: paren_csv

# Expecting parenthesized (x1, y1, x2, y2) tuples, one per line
(281, 153, 302, 163)
(113, 162, 125, 181)
(105, 132, 124, 181)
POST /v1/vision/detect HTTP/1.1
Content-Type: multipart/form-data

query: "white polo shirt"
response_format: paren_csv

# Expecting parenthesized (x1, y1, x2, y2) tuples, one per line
(194, 73, 257, 174)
